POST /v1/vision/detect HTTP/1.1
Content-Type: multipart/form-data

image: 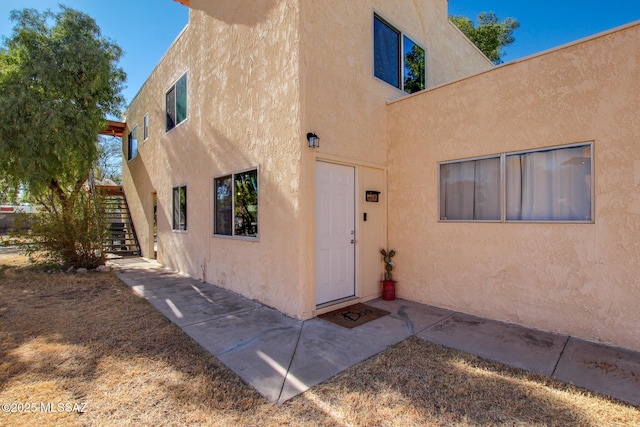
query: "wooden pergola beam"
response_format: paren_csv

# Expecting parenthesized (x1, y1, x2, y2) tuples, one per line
(100, 120, 126, 138)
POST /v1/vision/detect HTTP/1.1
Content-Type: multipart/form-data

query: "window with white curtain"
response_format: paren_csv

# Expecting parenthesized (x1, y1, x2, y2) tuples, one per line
(439, 143, 593, 223)
(506, 145, 592, 221)
(439, 156, 501, 221)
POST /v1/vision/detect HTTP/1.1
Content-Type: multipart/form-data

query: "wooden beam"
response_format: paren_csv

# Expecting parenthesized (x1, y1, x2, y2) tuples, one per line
(101, 120, 126, 138)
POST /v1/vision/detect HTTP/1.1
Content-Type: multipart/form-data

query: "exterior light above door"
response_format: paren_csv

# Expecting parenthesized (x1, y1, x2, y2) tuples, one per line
(307, 132, 320, 148)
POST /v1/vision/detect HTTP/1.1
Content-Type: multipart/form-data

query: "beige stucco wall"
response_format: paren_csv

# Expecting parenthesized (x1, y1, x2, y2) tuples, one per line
(387, 22, 640, 351)
(124, 0, 307, 317)
(123, 0, 492, 319)
(297, 0, 491, 316)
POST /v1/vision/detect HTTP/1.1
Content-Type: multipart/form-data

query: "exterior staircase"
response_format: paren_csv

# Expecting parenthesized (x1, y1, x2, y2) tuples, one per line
(97, 185, 141, 256)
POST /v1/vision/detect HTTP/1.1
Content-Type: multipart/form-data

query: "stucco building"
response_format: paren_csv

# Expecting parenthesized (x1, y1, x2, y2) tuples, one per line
(123, 0, 640, 352)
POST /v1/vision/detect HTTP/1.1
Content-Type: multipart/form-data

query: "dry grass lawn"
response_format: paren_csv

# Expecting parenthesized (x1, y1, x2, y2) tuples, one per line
(1, 251, 639, 426)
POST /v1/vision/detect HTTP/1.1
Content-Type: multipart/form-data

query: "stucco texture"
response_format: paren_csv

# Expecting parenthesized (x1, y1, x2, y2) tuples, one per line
(123, 0, 492, 319)
(387, 23, 640, 351)
(124, 0, 305, 317)
(297, 0, 491, 316)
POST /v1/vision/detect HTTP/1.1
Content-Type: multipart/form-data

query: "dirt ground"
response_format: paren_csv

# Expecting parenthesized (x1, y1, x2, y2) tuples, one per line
(1, 249, 638, 426)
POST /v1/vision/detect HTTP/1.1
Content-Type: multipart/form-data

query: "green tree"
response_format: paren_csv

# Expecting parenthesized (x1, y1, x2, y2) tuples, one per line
(0, 180, 20, 205)
(404, 44, 426, 94)
(450, 12, 520, 64)
(0, 6, 126, 267)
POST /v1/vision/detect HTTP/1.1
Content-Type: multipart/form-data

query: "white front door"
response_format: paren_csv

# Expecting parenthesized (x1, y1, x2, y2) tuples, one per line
(315, 161, 356, 305)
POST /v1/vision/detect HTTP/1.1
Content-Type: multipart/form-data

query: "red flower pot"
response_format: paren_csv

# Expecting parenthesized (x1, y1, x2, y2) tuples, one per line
(382, 280, 396, 301)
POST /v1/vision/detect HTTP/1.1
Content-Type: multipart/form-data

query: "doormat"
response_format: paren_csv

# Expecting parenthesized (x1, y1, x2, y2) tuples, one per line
(319, 303, 390, 329)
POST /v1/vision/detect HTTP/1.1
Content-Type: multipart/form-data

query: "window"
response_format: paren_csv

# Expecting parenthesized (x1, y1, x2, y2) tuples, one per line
(506, 145, 592, 221)
(166, 73, 187, 131)
(127, 126, 138, 161)
(214, 169, 258, 238)
(403, 36, 425, 93)
(439, 143, 593, 222)
(172, 186, 187, 231)
(439, 156, 501, 221)
(143, 113, 149, 141)
(374, 15, 425, 94)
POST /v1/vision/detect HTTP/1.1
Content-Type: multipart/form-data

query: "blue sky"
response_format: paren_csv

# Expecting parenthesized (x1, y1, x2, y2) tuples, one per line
(0, 0, 189, 107)
(448, 1, 640, 62)
(2, 1, 640, 107)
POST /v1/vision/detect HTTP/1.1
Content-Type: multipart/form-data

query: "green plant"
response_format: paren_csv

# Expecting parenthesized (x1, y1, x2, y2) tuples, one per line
(380, 248, 396, 281)
(10, 190, 107, 269)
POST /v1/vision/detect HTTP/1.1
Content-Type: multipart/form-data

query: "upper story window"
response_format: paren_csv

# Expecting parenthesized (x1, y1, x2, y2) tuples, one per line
(127, 126, 138, 161)
(143, 113, 149, 141)
(166, 72, 187, 132)
(374, 15, 425, 94)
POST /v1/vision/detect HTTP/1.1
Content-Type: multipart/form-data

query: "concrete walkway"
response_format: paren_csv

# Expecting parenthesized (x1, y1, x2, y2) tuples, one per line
(110, 257, 640, 407)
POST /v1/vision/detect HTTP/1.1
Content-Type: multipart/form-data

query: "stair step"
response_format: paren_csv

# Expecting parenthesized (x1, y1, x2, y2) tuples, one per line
(97, 186, 141, 257)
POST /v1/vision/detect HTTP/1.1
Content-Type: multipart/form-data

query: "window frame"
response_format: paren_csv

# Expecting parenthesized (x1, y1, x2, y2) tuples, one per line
(438, 142, 594, 224)
(127, 125, 138, 161)
(166, 72, 188, 132)
(143, 113, 149, 141)
(172, 185, 187, 232)
(438, 154, 503, 222)
(213, 167, 259, 241)
(373, 13, 426, 94)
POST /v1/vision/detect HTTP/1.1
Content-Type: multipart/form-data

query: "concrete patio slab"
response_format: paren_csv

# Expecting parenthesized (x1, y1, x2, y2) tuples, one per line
(553, 337, 640, 407)
(280, 317, 390, 402)
(367, 298, 455, 335)
(182, 306, 302, 402)
(143, 284, 260, 327)
(111, 257, 640, 407)
(417, 312, 568, 376)
(280, 300, 453, 402)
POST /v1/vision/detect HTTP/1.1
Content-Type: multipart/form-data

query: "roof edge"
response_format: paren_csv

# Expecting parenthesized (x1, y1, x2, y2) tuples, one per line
(389, 19, 640, 105)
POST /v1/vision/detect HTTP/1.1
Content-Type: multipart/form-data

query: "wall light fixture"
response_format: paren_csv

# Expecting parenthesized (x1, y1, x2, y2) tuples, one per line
(306, 132, 320, 148)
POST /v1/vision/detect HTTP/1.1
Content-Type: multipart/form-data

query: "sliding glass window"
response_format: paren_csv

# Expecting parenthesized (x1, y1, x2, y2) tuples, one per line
(506, 145, 592, 221)
(439, 143, 593, 222)
(439, 156, 501, 221)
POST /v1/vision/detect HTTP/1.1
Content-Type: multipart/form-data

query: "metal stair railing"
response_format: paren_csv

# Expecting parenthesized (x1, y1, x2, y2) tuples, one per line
(97, 186, 141, 256)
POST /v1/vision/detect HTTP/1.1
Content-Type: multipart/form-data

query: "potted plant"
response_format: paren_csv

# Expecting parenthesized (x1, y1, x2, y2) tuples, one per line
(380, 248, 396, 300)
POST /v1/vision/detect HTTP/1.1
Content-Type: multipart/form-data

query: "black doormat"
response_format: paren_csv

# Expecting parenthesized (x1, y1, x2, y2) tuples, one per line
(319, 303, 390, 329)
